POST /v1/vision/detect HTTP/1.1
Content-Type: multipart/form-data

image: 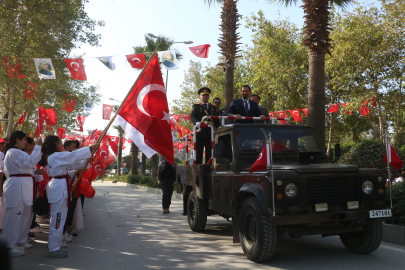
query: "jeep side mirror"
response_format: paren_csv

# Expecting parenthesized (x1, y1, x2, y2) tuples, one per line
(214, 144, 224, 159)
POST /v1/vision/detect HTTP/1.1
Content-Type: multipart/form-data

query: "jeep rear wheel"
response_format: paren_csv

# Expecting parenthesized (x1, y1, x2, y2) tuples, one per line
(187, 191, 207, 232)
(339, 219, 383, 254)
(239, 197, 277, 262)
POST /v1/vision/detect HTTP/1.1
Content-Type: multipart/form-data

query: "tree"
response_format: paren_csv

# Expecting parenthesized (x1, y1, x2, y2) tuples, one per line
(203, 0, 242, 107)
(112, 125, 125, 176)
(0, 0, 103, 138)
(130, 143, 139, 175)
(267, 0, 354, 153)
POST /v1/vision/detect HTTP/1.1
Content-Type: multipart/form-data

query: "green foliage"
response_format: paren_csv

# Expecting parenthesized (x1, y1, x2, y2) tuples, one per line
(105, 174, 160, 189)
(385, 182, 405, 226)
(338, 139, 386, 169)
(340, 141, 356, 156)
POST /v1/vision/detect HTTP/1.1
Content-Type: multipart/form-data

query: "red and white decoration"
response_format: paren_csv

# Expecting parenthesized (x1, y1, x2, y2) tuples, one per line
(250, 143, 270, 173)
(103, 104, 113, 120)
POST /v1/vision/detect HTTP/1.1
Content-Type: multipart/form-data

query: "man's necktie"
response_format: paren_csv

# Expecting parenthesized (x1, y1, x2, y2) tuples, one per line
(244, 101, 249, 115)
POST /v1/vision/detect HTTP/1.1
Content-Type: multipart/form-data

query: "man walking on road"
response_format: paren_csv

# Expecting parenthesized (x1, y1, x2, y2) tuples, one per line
(157, 160, 177, 214)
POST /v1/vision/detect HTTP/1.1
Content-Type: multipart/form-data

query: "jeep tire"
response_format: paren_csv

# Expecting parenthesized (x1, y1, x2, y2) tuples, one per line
(339, 219, 383, 254)
(239, 197, 277, 262)
(187, 191, 207, 232)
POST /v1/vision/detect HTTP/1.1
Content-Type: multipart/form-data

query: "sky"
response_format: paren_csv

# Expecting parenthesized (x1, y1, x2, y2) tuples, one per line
(72, 0, 380, 153)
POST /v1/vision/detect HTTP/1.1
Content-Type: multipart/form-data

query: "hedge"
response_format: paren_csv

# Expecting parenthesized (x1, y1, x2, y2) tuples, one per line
(101, 174, 160, 189)
(385, 182, 405, 226)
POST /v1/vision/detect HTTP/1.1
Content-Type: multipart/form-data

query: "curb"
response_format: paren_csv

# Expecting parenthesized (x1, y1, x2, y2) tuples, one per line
(383, 223, 405, 245)
(125, 183, 183, 200)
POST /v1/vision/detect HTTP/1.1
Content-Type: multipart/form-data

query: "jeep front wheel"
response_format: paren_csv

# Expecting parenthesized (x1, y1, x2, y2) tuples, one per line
(187, 191, 207, 232)
(339, 219, 383, 254)
(239, 197, 277, 262)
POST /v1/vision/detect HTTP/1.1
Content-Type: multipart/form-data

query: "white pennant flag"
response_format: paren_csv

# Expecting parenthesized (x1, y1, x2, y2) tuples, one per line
(96, 56, 116, 71)
(34, 58, 56, 79)
(158, 50, 179, 70)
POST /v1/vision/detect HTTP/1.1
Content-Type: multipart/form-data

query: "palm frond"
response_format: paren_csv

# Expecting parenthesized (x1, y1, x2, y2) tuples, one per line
(203, 0, 224, 7)
(266, 0, 353, 9)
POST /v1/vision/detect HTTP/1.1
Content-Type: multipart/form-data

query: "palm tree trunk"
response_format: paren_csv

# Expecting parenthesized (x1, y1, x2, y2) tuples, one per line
(307, 52, 326, 153)
(151, 154, 158, 177)
(117, 135, 122, 176)
(224, 66, 234, 107)
(130, 143, 139, 175)
(141, 153, 146, 175)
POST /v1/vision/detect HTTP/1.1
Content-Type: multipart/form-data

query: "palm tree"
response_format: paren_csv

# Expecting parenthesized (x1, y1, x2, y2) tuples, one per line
(132, 35, 182, 176)
(204, 0, 242, 108)
(112, 125, 125, 176)
(267, 0, 353, 153)
(130, 143, 139, 175)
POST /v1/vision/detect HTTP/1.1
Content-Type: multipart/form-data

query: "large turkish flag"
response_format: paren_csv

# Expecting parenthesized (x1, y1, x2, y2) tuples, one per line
(114, 54, 174, 164)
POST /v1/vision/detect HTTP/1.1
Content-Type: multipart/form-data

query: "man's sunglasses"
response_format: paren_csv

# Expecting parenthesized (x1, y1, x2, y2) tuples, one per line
(214, 101, 221, 104)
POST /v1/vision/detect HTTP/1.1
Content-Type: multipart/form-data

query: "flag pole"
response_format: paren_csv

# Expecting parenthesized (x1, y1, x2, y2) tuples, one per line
(268, 132, 275, 216)
(70, 44, 162, 192)
(385, 133, 393, 209)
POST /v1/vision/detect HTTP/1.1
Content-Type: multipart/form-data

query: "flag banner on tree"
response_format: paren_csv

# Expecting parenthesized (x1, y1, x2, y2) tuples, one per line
(18, 111, 26, 125)
(359, 101, 369, 117)
(288, 109, 302, 122)
(64, 58, 87, 81)
(96, 56, 116, 71)
(33, 58, 56, 79)
(383, 144, 403, 171)
(327, 104, 340, 113)
(301, 108, 308, 117)
(36, 106, 46, 138)
(126, 53, 146, 69)
(342, 103, 351, 115)
(75, 116, 86, 132)
(2, 57, 25, 79)
(269, 112, 275, 118)
(84, 100, 94, 111)
(250, 144, 270, 173)
(114, 54, 174, 164)
(62, 94, 76, 112)
(370, 97, 377, 107)
(45, 89, 55, 106)
(158, 50, 179, 70)
(275, 111, 288, 125)
(188, 44, 210, 58)
(24, 81, 37, 100)
(58, 128, 66, 139)
(172, 114, 182, 122)
(45, 108, 57, 126)
(181, 114, 191, 121)
(103, 104, 113, 120)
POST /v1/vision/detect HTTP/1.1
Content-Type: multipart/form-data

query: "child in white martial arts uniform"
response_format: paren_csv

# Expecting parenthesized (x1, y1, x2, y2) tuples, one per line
(2, 131, 42, 256)
(41, 135, 97, 258)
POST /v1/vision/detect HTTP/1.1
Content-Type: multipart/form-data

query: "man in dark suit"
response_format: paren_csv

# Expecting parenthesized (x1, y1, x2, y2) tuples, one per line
(227, 85, 265, 124)
(190, 87, 219, 164)
(251, 94, 271, 124)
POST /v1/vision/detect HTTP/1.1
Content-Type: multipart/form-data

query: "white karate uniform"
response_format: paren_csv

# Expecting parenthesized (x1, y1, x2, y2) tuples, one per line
(2, 146, 42, 248)
(46, 147, 91, 252)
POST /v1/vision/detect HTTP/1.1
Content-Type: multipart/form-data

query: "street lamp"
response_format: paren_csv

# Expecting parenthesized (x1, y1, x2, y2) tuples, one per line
(109, 98, 122, 103)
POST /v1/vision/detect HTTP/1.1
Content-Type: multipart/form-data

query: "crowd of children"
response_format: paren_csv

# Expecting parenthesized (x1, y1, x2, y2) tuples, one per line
(0, 131, 98, 258)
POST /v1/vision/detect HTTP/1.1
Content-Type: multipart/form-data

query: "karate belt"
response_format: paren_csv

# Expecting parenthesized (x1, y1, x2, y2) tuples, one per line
(53, 174, 72, 208)
(9, 174, 37, 202)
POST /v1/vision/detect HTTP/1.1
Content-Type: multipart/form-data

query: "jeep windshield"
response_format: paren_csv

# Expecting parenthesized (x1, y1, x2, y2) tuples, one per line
(234, 126, 321, 169)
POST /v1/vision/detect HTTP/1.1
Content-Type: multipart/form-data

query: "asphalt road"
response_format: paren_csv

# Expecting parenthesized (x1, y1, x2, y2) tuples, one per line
(10, 181, 405, 270)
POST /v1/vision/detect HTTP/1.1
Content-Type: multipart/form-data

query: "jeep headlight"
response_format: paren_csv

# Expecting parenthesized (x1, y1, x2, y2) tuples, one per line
(362, 180, 373, 194)
(285, 183, 298, 197)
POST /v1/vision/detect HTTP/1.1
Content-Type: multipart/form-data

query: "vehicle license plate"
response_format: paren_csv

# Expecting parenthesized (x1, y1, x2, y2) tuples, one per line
(369, 209, 392, 218)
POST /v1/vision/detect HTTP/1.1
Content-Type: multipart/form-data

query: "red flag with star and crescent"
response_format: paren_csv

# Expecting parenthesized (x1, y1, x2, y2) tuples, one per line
(126, 54, 146, 69)
(103, 104, 113, 120)
(114, 54, 174, 164)
(64, 58, 87, 81)
(188, 44, 211, 58)
(250, 144, 270, 173)
(288, 109, 302, 122)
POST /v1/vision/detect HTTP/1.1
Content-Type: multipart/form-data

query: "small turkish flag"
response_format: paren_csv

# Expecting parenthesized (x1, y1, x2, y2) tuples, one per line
(58, 128, 66, 139)
(18, 111, 26, 125)
(301, 108, 308, 117)
(250, 144, 270, 173)
(276, 111, 288, 125)
(327, 104, 339, 113)
(114, 54, 174, 164)
(288, 109, 302, 122)
(359, 101, 369, 117)
(342, 103, 351, 115)
(188, 44, 211, 58)
(88, 129, 103, 144)
(62, 94, 76, 112)
(64, 58, 87, 81)
(24, 81, 37, 100)
(35, 106, 46, 138)
(75, 116, 85, 132)
(173, 114, 182, 122)
(66, 135, 76, 140)
(103, 104, 113, 120)
(96, 145, 116, 168)
(383, 144, 403, 171)
(94, 160, 107, 177)
(126, 53, 146, 69)
(181, 114, 191, 121)
(45, 108, 57, 126)
(269, 112, 275, 118)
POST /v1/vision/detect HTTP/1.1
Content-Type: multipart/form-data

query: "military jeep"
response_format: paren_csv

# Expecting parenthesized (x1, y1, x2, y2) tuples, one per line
(176, 123, 391, 262)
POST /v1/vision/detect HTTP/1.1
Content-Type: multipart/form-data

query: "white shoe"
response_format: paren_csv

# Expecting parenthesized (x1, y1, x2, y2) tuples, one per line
(24, 243, 33, 249)
(61, 242, 68, 248)
(26, 238, 34, 243)
(62, 233, 72, 243)
(30, 227, 43, 233)
(10, 246, 25, 256)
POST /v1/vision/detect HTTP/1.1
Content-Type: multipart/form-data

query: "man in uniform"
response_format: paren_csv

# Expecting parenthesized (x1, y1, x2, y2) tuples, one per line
(190, 87, 218, 164)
